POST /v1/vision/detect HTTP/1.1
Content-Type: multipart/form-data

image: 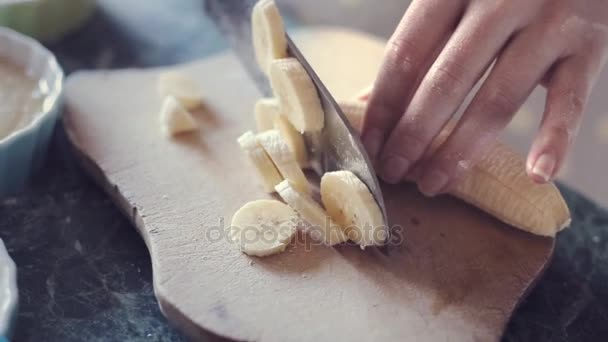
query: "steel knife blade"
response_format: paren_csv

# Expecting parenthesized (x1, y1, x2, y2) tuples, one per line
(205, 0, 389, 237)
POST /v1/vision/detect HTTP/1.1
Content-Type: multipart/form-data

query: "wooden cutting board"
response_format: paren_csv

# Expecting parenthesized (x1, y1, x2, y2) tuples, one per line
(63, 28, 554, 342)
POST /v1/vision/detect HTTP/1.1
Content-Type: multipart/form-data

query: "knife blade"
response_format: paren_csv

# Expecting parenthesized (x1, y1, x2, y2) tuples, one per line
(204, 0, 389, 239)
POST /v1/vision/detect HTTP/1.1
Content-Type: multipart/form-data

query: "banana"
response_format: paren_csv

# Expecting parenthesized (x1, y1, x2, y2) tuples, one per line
(238, 131, 283, 193)
(269, 58, 325, 133)
(425, 120, 571, 236)
(338, 99, 366, 133)
(449, 144, 571, 237)
(159, 95, 198, 137)
(273, 115, 308, 168)
(255, 98, 281, 132)
(334, 103, 570, 236)
(256, 130, 310, 194)
(157, 71, 203, 110)
(413, 119, 570, 236)
(275, 180, 347, 246)
(320, 171, 387, 248)
(251, 0, 288, 75)
(230, 200, 298, 257)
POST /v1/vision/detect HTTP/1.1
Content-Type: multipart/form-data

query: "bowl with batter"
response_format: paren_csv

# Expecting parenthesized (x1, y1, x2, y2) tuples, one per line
(0, 27, 63, 196)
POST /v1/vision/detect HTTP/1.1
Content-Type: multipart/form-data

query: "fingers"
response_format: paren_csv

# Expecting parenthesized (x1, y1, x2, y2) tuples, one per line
(526, 54, 602, 183)
(377, 2, 522, 184)
(361, 0, 465, 160)
(417, 18, 568, 196)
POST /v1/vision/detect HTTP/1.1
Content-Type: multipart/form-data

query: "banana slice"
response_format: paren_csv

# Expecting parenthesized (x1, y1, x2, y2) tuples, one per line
(338, 99, 366, 133)
(269, 58, 325, 133)
(158, 71, 203, 110)
(252, 0, 288, 75)
(321, 171, 387, 248)
(256, 130, 310, 194)
(275, 180, 347, 246)
(238, 131, 283, 193)
(255, 98, 281, 132)
(230, 200, 298, 257)
(274, 115, 308, 168)
(159, 96, 198, 137)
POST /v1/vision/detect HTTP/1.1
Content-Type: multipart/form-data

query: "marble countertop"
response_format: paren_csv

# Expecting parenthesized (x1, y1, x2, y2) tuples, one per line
(0, 1, 607, 341)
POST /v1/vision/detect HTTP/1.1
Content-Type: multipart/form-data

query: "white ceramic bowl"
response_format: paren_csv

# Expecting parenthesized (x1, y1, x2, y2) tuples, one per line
(0, 239, 17, 340)
(0, 27, 64, 196)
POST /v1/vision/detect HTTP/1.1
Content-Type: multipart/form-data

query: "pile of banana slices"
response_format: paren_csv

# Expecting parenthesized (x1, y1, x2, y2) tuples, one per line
(231, 0, 386, 257)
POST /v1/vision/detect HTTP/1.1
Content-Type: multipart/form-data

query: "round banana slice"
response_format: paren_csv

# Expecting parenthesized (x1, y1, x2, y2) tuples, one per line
(320, 171, 387, 248)
(157, 71, 203, 110)
(159, 95, 198, 137)
(269, 58, 325, 133)
(275, 180, 347, 246)
(256, 130, 310, 194)
(238, 131, 283, 193)
(255, 98, 282, 132)
(274, 115, 308, 168)
(338, 99, 366, 133)
(252, 0, 287, 75)
(230, 200, 298, 257)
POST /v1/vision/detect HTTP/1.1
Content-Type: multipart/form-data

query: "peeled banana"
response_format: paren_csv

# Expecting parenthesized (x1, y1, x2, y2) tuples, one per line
(274, 115, 308, 168)
(159, 96, 198, 137)
(337, 100, 570, 236)
(269, 58, 325, 133)
(422, 119, 571, 236)
(251, 0, 288, 75)
(276, 180, 347, 246)
(256, 130, 310, 194)
(449, 144, 571, 236)
(321, 171, 387, 248)
(238, 131, 283, 193)
(230, 200, 298, 257)
(255, 98, 281, 132)
(157, 71, 203, 110)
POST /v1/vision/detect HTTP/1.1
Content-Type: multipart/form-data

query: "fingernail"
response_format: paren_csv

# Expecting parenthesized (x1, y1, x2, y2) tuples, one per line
(381, 156, 411, 184)
(418, 169, 449, 197)
(362, 128, 384, 160)
(532, 153, 556, 182)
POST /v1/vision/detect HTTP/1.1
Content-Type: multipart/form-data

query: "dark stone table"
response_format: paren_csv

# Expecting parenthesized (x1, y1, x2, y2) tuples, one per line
(0, 1, 606, 341)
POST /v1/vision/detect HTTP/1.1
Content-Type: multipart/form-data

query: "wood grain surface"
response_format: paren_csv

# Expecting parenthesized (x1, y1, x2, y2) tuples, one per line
(63, 28, 554, 342)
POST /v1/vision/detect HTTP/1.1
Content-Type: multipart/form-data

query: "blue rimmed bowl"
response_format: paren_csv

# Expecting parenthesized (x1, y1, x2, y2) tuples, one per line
(0, 27, 63, 197)
(0, 239, 17, 341)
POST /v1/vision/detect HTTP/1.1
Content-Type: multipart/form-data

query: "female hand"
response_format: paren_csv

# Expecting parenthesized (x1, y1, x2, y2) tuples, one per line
(361, 0, 608, 196)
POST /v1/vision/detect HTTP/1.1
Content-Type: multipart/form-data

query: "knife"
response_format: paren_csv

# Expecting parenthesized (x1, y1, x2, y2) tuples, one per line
(204, 0, 389, 240)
